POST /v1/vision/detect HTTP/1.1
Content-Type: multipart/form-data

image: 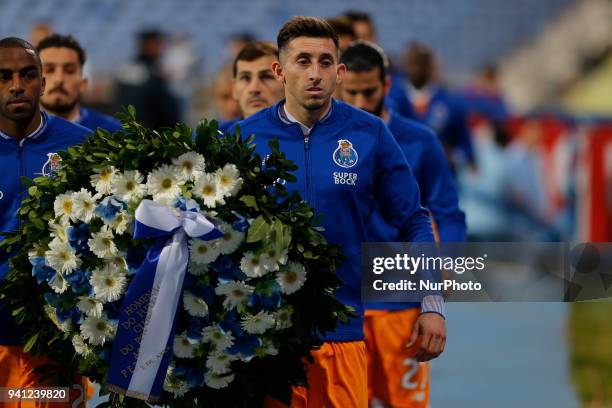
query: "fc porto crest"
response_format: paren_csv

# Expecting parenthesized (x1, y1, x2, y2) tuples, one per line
(332, 139, 358, 168)
(41, 152, 62, 177)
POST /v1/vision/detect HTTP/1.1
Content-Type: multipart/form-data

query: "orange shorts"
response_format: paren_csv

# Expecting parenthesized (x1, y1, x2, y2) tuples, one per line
(264, 341, 367, 408)
(364, 309, 430, 408)
(0, 345, 89, 408)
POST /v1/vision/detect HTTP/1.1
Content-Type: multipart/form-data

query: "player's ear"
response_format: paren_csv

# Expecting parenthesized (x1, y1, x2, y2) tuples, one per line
(336, 63, 346, 85)
(272, 61, 284, 83)
(40, 76, 46, 96)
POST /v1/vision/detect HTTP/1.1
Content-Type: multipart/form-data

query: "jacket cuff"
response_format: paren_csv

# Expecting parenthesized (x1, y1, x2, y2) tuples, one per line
(420, 295, 445, 318)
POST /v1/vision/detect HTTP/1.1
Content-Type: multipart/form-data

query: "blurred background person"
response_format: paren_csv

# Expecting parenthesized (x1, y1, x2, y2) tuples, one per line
(114, 29, 180, 129)
(326, 16, 357, 53)
(162, 32, 202, 125)
(342, 10, 377, 43)
(339, 40, 466, 408)
(38, 34, 122, 132)
(220, 41, 284, 131)
(29, 21, 53, 46)
(386, 42, 475, 171)
(211, 64, 242, 122)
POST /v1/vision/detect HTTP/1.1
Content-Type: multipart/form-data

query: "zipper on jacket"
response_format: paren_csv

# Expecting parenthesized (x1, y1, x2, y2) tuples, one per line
(303, 133, 313, 204)
(17, 140, 25, 230)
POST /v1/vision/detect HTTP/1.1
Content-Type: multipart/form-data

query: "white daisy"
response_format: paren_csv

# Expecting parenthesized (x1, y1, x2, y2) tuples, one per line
(189, 239, 221, 265)
(72, 188, 99, 223)
(80, 314, 113, 346)
(173, 332, 198, 358)
(239, 252, 267, 278)
(53, 192, 77, 222)
(45, 237, 81, 274)
(277, 262, 307, 295)
(106, 254, 128, 273)
(260, 247, 288, 272)
(28, 243, 47, 262)
(215, 223, 245, 255)
(111, 170, 145, 203)
(275, 306, 293, 330)
(45, 305, 72, 332)
(201, 324, 234, 351)
(193, 173, 224, 208)
(257, 339, 279, 357)
(90, 264, 127, 303)
(49, 220, 69, 242)
(172, 152, 205, 182)
(77, 297, 104, 318)
(163, 370, 190, 397)
(241, 311, 275, 334)
(48, 272, 69, 293)
(188, 262, 209, 276)
(146, 164, 185, 201)
(72, 334, 92, 356)
(205, 352, 236, 374)
(215, 281, 254, 310)
(88, 226, 118, 258)
(183, 291, 209, 317)
(205, 371, 235, 389)
(90, 166, 116, 195)
(215, 164, 243, 197)
(108, 211, 132, 235)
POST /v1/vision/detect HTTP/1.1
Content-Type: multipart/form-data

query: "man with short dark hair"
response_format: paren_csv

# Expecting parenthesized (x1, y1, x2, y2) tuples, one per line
(386, 42, 475, 170)
(340, 40, 464, 408)
(325, 17, 357, 52)
(342, 11, 377, 43)
(235, 16, 445, 408)
(220, 41, 284, 132)
(38, 33, 122, 132)
(114, 30, 180, 129)
(0, 36, 90, 407)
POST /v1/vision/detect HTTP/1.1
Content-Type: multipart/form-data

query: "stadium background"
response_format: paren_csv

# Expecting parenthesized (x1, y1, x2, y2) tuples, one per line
(1, 0, 611, 406)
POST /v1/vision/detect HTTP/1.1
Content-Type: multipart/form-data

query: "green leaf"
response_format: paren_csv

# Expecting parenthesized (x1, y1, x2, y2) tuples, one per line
(23, 332, 39, 353)
(239, 195, 259, 210)
(246, 216, 269, 243)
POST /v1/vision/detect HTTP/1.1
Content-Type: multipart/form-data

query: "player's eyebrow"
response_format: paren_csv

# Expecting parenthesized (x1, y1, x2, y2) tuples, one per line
(295, 52, 313, 60)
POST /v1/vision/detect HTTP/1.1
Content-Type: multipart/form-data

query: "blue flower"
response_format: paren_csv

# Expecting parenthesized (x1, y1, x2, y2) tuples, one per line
(56, 307, 83, 325)
(211, 255, 246, 281)
(173, 366, 205, 388)
(66, 269, 91, 295)
(32, 261, 55, 284)
(248, 291, 281, 311)
(68, 223, 89, 245)
(231, 212, 249, 232)
(94, 196, 127, 222)
(227, 334, 261, 359)
(186, 316, 209, 340)
(220, 310, 243, 338)
(190, 283, 215, 306)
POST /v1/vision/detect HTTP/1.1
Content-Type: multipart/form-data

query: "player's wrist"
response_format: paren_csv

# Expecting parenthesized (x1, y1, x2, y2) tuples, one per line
(420, 295, 445, 318)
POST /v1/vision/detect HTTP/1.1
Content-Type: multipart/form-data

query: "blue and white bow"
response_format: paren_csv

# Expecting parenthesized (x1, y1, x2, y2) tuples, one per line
(108, 199, 223, 402)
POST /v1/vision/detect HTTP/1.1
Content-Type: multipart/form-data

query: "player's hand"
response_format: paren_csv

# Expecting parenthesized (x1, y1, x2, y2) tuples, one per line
(406, 312, 446, 362)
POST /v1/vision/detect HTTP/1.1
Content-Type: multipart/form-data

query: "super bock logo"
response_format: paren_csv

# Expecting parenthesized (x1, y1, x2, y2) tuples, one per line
(333, 139, 358, 168)
(41, 153, 62, 177)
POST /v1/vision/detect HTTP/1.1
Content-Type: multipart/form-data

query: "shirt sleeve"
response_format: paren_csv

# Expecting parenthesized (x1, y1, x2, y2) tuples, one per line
(373, 121, 434, 243)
